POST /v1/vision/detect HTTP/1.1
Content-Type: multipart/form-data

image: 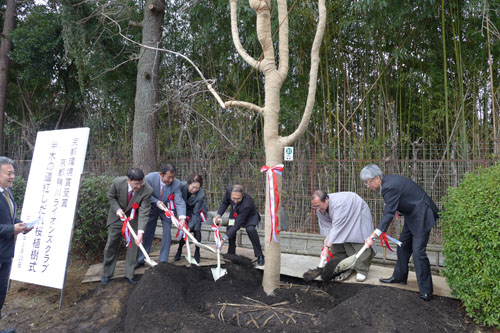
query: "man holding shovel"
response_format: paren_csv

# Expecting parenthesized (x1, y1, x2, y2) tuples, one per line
(360, 164, 439, 301)
(310, 190, 375, 282)
(101, 168, 153, 286)
(214, 185, 264, 266)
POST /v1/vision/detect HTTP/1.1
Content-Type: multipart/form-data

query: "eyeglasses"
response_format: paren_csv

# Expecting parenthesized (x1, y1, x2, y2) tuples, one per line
(363, 178, 374, 187)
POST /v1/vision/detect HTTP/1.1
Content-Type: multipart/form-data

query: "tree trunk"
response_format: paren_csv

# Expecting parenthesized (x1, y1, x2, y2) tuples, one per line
(133, 0, 165, 173)
(0, 0, 16, 155)
(229, 0, 325, 295)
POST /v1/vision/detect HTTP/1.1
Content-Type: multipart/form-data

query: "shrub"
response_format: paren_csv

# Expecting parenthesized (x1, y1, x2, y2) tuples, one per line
(11, 176, 27, 217)
(73, 175, 114, 262)
(441, 164, 500, 328)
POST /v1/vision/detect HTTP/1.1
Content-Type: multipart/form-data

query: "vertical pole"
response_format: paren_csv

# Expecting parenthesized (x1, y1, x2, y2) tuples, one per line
(310, 143, 316, 233)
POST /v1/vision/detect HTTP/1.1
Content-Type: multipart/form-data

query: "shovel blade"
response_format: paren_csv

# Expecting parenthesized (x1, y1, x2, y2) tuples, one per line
(303, 267, 323, 281)
(211, 267, 227, 281)
(145, 258, 158, 268)
(184, 255, 199, 266)
(334, 256, 356, 274)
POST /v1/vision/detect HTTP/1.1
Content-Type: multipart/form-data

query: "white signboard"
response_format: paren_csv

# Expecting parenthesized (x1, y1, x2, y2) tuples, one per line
(284, 146, 294, 161)
(11, 128, 90, 289)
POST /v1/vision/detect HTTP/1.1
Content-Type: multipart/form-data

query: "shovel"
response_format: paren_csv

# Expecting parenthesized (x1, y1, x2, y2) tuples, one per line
(332, 244, 369, 276)
(303, 256, 327, 281)
(211, 247, 227, 281)
(183, 233, 199, 266)
(159, 206, 216, 254)
(126, 222, 158, 268)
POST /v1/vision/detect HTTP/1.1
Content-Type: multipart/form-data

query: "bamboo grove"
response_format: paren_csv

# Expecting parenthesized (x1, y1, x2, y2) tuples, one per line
(1, 0, 499, 164)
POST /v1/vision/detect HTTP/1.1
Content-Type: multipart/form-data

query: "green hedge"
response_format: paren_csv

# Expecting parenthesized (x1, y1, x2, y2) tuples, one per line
(73, 175, 114, 261)
(11, 176, 27, 217)
(441, 164, 500, 328)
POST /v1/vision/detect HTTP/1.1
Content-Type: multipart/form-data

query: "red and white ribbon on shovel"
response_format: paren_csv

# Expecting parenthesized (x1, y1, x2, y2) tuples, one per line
(211, 224, 222, 249)
(164, 210, 188, 241)
(322, 245, 334, 262)
(380, 232, 403, 252)
(121, 203, 139, 248)
(260, 164, 284, 243)
(200, 209, 207, 223)
(160, 206, 216, 253)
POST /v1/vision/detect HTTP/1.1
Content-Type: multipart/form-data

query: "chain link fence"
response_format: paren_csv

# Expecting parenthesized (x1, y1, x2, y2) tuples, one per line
(13, 145, 499, 245)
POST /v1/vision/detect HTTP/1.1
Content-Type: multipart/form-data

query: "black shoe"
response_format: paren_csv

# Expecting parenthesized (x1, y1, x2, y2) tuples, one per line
(194, 250, 200, 264)
(0, 328, 16, 333)
(420, 293, 433, 301)
(125, 277, 137, 286)
(257, 256, 265, 266)
(379, 276, 407, 285)
(101, 276, 109, 286)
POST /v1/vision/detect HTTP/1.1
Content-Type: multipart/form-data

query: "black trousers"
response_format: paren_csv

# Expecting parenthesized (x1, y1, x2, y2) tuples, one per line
(227, 224, 263, 257)
(0, 260, 12, 313)
(393, 223, 433, 295)
(178, 230, 202, 250)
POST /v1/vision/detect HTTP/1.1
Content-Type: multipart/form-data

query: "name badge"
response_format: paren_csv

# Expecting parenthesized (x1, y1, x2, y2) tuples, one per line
(228, 219, 235, 226)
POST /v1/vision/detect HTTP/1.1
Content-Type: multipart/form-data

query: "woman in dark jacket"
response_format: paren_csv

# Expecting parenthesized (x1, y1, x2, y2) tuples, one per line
(174, 174, 208, 264)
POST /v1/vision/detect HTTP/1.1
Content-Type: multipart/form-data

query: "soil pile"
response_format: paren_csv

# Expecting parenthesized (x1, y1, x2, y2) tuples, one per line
(115, 255, 480, 333)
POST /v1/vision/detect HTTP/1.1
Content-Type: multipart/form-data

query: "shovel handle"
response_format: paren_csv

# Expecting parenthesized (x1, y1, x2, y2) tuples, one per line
(126, 222, 156, 265)
(159, 206, 216, 253)
(355, 243, 369, 259)
(318, 256, 327, 268)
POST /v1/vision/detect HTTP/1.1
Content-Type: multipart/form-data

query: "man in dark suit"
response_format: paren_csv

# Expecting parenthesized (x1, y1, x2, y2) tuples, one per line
(137, 163, 186, 265)
(214, 184, 264, 266)
(0, 157, 30, 333)
(361, 164, 439, 301)
(101, 168, 153, 286)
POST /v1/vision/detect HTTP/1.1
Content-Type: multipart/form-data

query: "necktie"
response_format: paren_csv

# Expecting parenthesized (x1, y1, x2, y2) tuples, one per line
(3, 190, 13, 218)
(127, 190, 133, 204)
(160, 184, 165, 202)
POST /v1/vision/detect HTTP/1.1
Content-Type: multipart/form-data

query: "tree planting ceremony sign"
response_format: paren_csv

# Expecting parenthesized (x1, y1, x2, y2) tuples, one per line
(11, 128, 90, 289)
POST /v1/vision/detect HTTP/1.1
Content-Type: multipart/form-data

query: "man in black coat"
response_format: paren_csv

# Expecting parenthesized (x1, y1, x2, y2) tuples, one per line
(0, 157, 31, 333)
(214, 184, 264, 266)
(360, 164, 439, 301)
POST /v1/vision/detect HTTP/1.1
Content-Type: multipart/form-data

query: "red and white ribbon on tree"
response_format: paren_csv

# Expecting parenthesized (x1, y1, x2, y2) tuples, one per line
(121, 203, 139, 248)
(260, 164, 284, 243)
(211, 224, 222, 249)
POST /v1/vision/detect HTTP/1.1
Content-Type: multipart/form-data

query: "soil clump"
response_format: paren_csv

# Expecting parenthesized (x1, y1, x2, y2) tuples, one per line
(114, 255, 484, 333)
(1, 255, 495, 332)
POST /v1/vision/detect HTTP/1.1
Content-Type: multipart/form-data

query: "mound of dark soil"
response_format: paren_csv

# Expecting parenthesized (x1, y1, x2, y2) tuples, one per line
(114, 256, 480, 333)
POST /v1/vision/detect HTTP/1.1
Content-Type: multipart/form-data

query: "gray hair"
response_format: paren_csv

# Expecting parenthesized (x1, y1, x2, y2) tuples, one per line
(360, 164, 384, 181)
(0, 156, 14, 169)
(231, 184, 244, 193)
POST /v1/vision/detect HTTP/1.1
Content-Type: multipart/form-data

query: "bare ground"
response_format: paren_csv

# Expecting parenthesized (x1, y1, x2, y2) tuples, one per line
(0, 254, 497, 333)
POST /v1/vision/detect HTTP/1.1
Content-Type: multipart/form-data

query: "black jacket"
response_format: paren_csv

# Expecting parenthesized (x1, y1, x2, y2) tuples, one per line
(0, 188, 21, 262)
(180, 181, 208, 230)
(379, 174, 439, 235)
(216, 186, 260, 238)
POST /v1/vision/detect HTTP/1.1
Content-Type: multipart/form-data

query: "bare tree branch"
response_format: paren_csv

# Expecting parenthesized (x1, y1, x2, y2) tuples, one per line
(101, 12, 227, 109)
(276, 0, 289, 80)
(281, 0, 326, 146)
(230, 0, 260, 70)
(225, 100, 264, 114)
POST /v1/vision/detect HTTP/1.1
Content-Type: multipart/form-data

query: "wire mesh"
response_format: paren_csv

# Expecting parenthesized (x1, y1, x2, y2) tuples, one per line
(12, 146, 499, 245)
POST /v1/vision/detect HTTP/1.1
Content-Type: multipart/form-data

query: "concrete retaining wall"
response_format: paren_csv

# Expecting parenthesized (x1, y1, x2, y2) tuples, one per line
(157, 211, 445, 274)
